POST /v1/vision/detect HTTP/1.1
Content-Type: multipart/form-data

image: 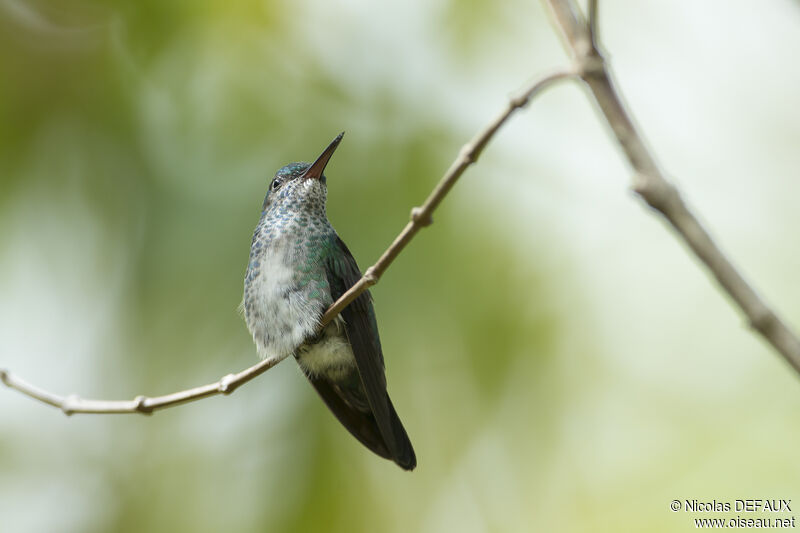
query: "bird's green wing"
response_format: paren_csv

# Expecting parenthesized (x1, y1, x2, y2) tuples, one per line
(324, 235, 415, 469)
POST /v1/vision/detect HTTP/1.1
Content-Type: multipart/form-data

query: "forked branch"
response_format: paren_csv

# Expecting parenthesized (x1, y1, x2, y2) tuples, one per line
(542, 0, 800, 373)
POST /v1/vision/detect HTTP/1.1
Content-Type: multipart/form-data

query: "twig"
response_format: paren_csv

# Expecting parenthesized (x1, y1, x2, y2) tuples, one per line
(0, 357, 280, 415)
(0, 69, 575, 414)
(587, 0, 599, 50)
(320, 69, 575, 326)
(542, 0, 800, 374)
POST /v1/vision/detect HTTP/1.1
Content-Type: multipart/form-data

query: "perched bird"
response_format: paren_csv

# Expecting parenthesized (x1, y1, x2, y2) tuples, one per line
(242, 133, 416, 470)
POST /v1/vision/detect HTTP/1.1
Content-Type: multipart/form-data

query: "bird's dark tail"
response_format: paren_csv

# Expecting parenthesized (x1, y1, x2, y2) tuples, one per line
(308, 375, 416, 470)
(385, 394, 416, 470)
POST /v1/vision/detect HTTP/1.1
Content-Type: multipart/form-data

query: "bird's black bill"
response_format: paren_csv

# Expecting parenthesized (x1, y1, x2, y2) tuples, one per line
(302, 132, 345, 181)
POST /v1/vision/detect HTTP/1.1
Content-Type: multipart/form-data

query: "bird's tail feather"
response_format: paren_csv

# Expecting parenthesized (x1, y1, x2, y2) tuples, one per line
(385, 394, 416, 470)
(308, 376, 416, 470)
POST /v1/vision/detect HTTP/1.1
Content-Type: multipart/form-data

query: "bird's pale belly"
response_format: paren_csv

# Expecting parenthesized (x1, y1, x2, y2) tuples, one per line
(296, 318, 357, 381)
(244, 247, 326, 362)
(244, 244, 355, 380)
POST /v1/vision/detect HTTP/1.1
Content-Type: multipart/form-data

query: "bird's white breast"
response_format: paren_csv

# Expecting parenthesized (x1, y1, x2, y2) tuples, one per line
(244, 244, 321, 362)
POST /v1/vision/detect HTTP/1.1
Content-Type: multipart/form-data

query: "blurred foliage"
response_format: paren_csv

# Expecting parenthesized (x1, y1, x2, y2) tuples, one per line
(438, 0, 526, 56)
(0, 1, 564, 532)
(4, 1, 799, 532)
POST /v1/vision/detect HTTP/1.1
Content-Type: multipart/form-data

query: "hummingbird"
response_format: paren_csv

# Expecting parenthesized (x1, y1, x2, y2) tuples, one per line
(242, 133, 416, 470)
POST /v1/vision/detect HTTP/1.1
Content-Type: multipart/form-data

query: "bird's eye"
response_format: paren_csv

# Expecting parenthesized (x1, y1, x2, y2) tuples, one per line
(271, 178, 282, 191)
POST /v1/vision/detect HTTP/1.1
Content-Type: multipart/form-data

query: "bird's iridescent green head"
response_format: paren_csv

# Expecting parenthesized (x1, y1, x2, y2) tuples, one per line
(261, 133, 344, 213)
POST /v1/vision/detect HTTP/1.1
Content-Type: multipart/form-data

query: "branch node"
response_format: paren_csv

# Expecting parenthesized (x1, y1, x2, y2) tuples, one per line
(632, 173, 680, 212)
(62, 395, 79, 416)
(631, 172, 652, 196)
(577, 50, 605, 79)
(459, 144, 477, 165)
(364, 267, 379, 285)
(0, 368, 8, 386)
(749, 307, 776, 335)
(133, 395, 153, 414)
(509, 93, 528, 109)
(219, 374, 237, 395)
(410, 207, 433, 227)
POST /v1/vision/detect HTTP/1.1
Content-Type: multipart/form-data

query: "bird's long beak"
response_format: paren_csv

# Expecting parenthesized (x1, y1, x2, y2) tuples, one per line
(302, 132, 344, 180)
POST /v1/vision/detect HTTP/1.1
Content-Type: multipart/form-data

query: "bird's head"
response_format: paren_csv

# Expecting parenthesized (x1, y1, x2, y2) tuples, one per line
(262, 132, 344, 214)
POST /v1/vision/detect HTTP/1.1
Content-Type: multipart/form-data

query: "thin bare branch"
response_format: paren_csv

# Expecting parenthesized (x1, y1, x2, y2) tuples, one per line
(542, 0, 800, 374)
(321, 69, 575, 326)
(1, 69, 575, 414)
(1, 357, 282, 415)
(587, 0, 599, 49)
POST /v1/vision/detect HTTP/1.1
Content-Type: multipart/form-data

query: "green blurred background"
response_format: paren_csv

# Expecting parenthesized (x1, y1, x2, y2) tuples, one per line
(1, 1, 799, 531)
